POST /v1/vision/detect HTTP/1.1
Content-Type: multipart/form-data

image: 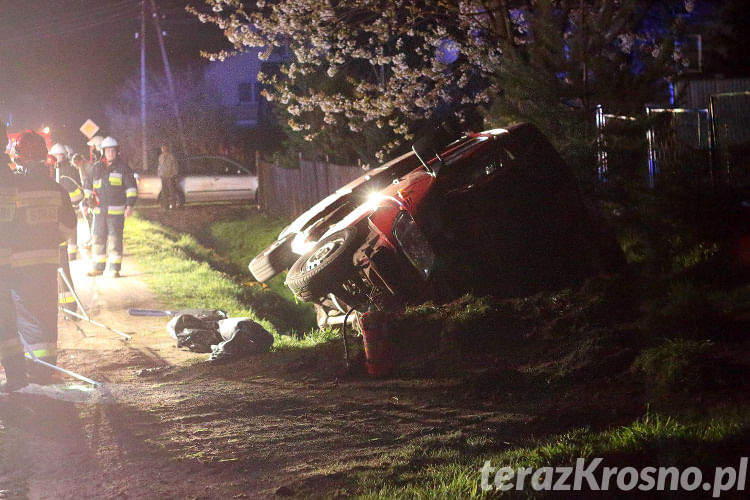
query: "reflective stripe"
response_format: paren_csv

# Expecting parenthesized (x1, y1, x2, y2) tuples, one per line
(69, 187, 83, 203)
(27, 345, 57, 359)
(11, 248, 60, 263)
(126, 188, 138, 198)
(94, 256, 108, 263)
(93, 180, 102, 189)
(108, 206, 125, 215)
(15, 190, 63, 208)
(60, 241, 68, 248)
(92, 207, 101, 214)
(0, 247, 10, 266)
(59, 291, 76, 304)
(84, 189, 93, 198)
(108, 256, 122, 264)
(109, 173, 123, 186)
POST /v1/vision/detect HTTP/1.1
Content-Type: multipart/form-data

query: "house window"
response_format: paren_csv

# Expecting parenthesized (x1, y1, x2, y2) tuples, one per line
(238, 82, 255, 103)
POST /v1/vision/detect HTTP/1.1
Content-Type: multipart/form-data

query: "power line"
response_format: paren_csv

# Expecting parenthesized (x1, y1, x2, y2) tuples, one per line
(0, 1, 136, 34)
(0, 2, 139, 47)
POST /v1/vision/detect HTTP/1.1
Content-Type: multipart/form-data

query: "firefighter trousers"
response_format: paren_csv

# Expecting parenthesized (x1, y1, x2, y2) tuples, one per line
(58, 242, 77, 314)
(9, 264, 58, 365)
(92, 211, 125, 272)
(0, 280, 26, 382)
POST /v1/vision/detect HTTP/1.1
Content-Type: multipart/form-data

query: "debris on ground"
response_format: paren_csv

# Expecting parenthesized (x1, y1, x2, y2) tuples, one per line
(209, 318, 274, 362)
(167, 309, 227, 352)
(165, 310, 273, 360)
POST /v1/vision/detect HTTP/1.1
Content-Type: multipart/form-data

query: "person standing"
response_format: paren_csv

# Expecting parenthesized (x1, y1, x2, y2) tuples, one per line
(71, 153, 93, 249)
(157, 143, 179, 209)
(10, 131, 77, 382)
(0, 126, 27, 392)
(87, 135, 104, 164)
(50, 143, 81, 261)
(83, 136, 137, 277)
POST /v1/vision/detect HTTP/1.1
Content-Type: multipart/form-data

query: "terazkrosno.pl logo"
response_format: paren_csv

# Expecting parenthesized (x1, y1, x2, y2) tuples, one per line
(480, 457, 747, 498)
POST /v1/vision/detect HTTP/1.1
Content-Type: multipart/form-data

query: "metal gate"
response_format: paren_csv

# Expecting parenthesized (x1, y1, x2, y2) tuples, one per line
(597, 92, 749, 187)
(645, 107, 711, 187)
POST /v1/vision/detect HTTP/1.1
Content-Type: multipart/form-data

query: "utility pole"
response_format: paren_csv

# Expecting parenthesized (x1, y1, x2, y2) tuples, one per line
(150, 0, 188, 157)
(140, 0, 148, 172)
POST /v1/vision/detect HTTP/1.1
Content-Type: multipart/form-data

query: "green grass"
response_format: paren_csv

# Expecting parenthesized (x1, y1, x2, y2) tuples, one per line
(351, 408, 750, 499)
(124, 214, 323, 347)
(201, 215, 304, 304)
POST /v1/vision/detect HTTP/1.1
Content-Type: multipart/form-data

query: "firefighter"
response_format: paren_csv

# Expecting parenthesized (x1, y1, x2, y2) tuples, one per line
(0, 125, 27, 392)
(82, 136, 137, 277)
(86, 135, 103, 164)
(10, 131, 77, 382)
(72, 153, 94, 249)
(50, 143, 82, 261)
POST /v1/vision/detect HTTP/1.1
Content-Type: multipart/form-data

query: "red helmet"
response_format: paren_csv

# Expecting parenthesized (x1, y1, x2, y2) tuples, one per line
(15, 130, 48, 163)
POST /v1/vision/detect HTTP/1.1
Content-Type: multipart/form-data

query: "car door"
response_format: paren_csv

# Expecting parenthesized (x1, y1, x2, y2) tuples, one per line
(204, 157, 257, 201)
(178, 157, 212, 202)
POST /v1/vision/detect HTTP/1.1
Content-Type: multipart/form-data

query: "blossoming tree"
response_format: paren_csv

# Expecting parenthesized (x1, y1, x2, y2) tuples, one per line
(190, 0, 696, 164)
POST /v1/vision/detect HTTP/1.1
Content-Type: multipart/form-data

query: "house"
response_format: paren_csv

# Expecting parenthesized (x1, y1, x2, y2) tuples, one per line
(204, 49, 266, 127)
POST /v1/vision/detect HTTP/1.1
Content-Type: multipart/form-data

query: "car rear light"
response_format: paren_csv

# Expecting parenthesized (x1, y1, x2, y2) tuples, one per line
(392, 210, 435, 280)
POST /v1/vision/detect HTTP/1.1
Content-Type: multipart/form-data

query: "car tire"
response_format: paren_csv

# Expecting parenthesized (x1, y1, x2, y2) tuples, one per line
(285, 227, 359, 302)
(248, 234, 297, 282)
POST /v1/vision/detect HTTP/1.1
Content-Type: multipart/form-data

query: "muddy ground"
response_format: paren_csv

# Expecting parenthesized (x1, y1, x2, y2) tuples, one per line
(0, 206, 647, 499)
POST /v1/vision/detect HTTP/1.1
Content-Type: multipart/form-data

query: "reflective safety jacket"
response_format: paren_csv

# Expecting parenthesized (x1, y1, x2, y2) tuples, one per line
(59, 175, 83, 206)
(12, 167, 77, 270)
(84, 158, 138, 215)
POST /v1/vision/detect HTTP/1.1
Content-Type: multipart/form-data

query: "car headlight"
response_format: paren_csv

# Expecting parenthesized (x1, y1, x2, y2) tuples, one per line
(392, 210, 435, 280)
(291, 232, 316, 255)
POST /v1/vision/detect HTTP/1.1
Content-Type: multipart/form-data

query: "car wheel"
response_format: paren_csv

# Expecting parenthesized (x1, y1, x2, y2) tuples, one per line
(285, 227, 359, 302)
(248, 234, 297, 282)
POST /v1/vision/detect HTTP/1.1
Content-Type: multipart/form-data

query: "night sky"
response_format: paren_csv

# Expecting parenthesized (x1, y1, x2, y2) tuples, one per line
(2, 1, 748, 151)
(0, 0, 227, 148)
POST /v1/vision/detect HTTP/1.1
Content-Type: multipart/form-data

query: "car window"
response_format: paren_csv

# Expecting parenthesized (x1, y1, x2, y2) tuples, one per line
(183, 158, 204, 175)
(445, 141, 503, 186)
(206, 158, 247, 176)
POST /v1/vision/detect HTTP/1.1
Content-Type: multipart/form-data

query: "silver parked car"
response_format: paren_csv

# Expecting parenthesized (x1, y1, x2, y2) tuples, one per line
(136, 155, 258, 205)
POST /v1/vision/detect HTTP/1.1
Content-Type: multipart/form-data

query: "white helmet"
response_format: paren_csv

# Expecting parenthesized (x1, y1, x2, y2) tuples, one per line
(101, 136, 119, 149)
(49, 143, 67, 155)
(87, 135, 104, 151)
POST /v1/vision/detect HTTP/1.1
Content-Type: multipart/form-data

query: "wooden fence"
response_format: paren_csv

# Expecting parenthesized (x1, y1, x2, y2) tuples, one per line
(257, 155, 365, 219)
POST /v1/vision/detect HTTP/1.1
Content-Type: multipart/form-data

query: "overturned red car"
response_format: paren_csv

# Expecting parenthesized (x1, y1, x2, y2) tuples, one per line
(255, 123, 623, 326)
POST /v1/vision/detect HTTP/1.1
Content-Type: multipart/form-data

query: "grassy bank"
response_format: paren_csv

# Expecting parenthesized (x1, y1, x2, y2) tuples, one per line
(124, 213, 319, 347)
(352, 408, 750, 499)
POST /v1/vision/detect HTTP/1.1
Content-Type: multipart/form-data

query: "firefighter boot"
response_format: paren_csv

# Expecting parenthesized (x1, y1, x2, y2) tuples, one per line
(1, 355, 29, 393)
(27, 357, 59, 385)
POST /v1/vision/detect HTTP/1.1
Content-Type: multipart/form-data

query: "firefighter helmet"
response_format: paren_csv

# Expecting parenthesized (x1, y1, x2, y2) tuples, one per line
(49, 143, 67, 155)
(87, 135, 104, 151)
(15, 131, 48, 163)
(101, 136, 119, 149)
